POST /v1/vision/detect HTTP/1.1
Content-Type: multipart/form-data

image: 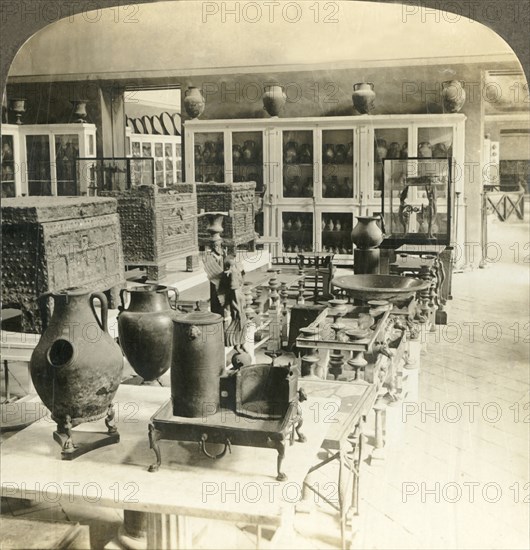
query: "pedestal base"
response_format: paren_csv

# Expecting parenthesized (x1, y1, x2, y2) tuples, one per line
(353, 249, 380, 274)
(53, 430, 120, 460)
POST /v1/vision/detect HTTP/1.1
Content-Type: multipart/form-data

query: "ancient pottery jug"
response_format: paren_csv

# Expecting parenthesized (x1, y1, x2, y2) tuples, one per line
(232, 144, 242, 164)
(284, 141, 298, 164)
(387, 142, 401, 159)
(323, 143, 335, 164)
(171, 312, 225, 417)
(299, 143, 312, 164)
(442, 80, 466, 113)
(418, 142, 433, 158)
(202, 141, 216, 163)
(335, 144, 347, 164)
(216, 142, 224, 164)
(194, 144, 202, 164)
(375, 139, 387, 160)
(118, 285, 180, 382)
(242, 140, 257, 163)
(351, 216, 384, 249)
(183, 86, 205, 119)
(263, 84, 287, 117)
(70, 99, 88, 123)
(432, 143, 448, 158)
(29, 287, 124, 428)
(347, 142, 354, 162)
(352, 82, 376, 114)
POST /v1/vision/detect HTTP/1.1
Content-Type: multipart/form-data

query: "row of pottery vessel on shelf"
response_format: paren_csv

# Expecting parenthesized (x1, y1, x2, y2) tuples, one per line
(322, 176, 353, 197)
(183, 80, 464, 120)
(322, 217, 350, 232)
(281, 243, 314, 253)
(284, 141, 312, 164)
(194, 141, 223, 165)
(375, 139, 452, 160)
(232, 141, 261, 164)
(283, 176, 313, 197)
(282, 176, 354, 198)
(322, 142, 354, 164)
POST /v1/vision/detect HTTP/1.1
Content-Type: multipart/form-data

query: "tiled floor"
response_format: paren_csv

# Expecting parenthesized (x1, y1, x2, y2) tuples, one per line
(1, 219, 528, 549)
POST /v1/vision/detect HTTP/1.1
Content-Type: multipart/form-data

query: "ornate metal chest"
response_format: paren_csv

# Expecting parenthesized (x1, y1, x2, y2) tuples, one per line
(101, 184, 199, 278)
(1, 196, 125, 332)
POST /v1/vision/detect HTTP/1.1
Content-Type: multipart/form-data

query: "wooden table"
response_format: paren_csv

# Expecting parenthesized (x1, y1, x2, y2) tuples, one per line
(300, 379, 377, 550)
(1, 385, 331, 549)
(395, 243, 453, 302)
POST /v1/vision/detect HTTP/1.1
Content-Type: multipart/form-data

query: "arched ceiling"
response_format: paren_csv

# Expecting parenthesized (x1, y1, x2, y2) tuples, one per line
(8, 0, 518, 81)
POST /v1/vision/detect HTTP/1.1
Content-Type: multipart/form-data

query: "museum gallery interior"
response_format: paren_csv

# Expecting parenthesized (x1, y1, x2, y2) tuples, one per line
(0, 1, 529, 549)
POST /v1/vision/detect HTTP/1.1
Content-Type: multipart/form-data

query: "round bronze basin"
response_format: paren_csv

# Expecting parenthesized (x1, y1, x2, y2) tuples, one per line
(332, 274, 430, 302)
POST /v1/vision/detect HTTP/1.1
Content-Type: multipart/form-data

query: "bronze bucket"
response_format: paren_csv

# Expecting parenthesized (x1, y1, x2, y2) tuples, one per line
(171, 312, 225, 418)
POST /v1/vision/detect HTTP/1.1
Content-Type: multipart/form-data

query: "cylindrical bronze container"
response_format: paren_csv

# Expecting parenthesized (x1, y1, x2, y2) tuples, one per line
(171, 312, 224, 418)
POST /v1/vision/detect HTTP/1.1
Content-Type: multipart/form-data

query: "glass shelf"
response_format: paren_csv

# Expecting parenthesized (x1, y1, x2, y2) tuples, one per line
(282, 130, 313, 198)
(322, 129, 354, 199)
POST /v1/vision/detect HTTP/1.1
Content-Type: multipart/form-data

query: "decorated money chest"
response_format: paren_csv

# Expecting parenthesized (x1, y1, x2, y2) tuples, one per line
(1, 196, 125, 332)
(101, 184, 199, 278)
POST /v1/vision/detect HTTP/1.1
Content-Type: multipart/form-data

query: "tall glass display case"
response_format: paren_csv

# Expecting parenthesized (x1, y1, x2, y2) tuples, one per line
(382, 157, 453, 246)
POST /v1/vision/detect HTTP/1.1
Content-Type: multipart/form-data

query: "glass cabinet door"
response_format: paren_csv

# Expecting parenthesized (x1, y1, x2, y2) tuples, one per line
(282, 211, 313, 253)
(26, 135, 52, 196)
(321, 212, 353, 254)
(164, 143, 175, 185)
(373, 128, 409, 199)
(194, 131, 224, 183)
(1, 134, 16, 198)
(282, 130, 313, 198)
(154, 142, 164, 186)
(55, 134, 79, 195)
(322, 129, 354, 199)
(232, 131, 263, 191)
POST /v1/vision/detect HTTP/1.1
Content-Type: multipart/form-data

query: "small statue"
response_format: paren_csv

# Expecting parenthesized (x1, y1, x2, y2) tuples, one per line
(424, 184, 438, 238)
(222, 256, 248, 350)
(398, 185, 412, 234)
(203, 233, 226, 318)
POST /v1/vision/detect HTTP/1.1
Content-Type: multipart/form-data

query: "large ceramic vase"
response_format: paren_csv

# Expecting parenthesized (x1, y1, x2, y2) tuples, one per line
(351, 216, 384, 249)
(171, 312, 225, 418)
(118, 285, 180, 382)
(441, 80, 466, 113)
(263, 85, 286, 117)
(352, 82, 376, 114)
(29, 287, 124, 427)
(183, 86, 205, 119)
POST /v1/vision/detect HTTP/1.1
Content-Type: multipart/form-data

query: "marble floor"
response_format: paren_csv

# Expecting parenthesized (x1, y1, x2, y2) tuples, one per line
(1, 218, 529, 549)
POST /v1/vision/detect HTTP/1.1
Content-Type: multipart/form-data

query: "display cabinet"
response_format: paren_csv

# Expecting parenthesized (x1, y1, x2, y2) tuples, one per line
(382, 157, 453, 246)
(1, 124, 20, 198)
(13, 123, 97, 196)
(184, 115, 465, 259)
(127, 130, 182, 186)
